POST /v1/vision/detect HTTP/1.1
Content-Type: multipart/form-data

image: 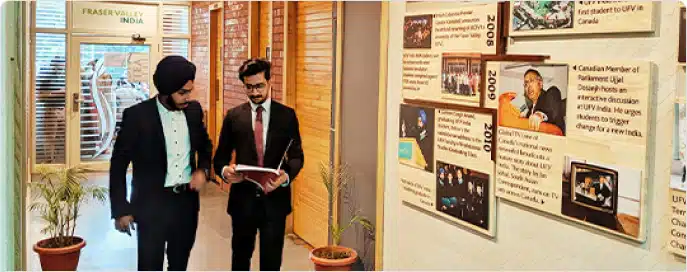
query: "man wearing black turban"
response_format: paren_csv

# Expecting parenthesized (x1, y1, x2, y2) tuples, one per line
(109, 55, 212, 271)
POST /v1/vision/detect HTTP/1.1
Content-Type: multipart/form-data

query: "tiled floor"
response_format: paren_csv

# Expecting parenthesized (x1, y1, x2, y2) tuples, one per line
(26, 173, 314, 271)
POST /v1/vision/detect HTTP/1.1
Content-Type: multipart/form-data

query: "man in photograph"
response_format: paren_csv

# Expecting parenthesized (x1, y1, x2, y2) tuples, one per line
(594, 176, 613, 207)
(521, 69, 566, 134)
(109, 56, 212, 271)
(213, 58, 304, 271)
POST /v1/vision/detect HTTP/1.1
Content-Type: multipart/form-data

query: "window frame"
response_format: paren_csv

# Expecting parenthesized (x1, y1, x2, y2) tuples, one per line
(29, 0, 191, 170)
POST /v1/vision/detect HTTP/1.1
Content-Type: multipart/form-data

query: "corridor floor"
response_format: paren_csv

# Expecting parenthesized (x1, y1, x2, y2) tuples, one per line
(26, 173, 314, 271)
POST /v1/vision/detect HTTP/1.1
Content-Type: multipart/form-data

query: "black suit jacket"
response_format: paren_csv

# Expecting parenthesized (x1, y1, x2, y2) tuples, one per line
(594, 182, 612, 201)
(109, 98, 212, 220)
(213, 101, 304, 218)
(527, 86, 566, 134)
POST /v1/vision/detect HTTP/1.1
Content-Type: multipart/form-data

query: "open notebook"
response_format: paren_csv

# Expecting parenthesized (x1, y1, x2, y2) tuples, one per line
(234, 164, 281, 192)
(233, 139, 293, 193)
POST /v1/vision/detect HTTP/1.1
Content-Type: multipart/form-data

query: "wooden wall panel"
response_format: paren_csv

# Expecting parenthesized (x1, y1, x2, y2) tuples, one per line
(258, 1, 271, 59)
(292, 1, 333, 249)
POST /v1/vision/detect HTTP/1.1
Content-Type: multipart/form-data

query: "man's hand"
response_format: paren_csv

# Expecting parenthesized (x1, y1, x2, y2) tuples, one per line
(265, 170, 288, 193)
(528, 111, 545, 131)
(190, 170, 207, 191)
(222, 164, 244, 183)
(115, 215, 135, 236)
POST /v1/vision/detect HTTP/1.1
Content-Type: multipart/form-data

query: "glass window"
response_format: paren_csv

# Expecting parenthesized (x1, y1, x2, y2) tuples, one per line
(162, 38, 189, 59)
(162, 5, 190, 35)
(35, 0, 66, 29)
(78, 43, 152, 162)
(34, 33, 67, 164)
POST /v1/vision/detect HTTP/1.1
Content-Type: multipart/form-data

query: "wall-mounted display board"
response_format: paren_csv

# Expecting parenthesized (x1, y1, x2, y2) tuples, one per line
(668, 188, 686, 256)
(402, 2, 503, 108)
(668, 66, 686, 256)
(486, 60, 651, 242)
(508, 1, 655, 37)
(398, 102, 497, 236)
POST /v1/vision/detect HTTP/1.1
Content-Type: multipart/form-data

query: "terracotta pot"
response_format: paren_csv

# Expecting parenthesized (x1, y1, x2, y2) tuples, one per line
(309, 246, 358, 271)
(33, 236, 86, 271)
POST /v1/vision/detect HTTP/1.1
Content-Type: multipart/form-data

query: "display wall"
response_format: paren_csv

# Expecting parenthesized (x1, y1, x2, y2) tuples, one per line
(383, 1, 686, 270)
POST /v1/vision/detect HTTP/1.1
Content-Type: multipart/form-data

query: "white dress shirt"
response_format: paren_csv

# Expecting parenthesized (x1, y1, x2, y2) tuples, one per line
(250, 97, 272, 151)
(156, 98, 192, 187)
(222, 97, 290, 186)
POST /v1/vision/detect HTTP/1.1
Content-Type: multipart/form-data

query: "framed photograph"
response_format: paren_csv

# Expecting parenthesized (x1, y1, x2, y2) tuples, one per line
(435, 161, 490, 231)
(570, 162, 619, 214)
(399, 104, 435, 172)
(512, 1, 574, 32)
(403, 14, 433, 49)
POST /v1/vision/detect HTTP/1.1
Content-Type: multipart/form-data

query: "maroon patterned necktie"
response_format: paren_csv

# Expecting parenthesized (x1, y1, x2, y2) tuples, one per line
(255, 106, 264, 167)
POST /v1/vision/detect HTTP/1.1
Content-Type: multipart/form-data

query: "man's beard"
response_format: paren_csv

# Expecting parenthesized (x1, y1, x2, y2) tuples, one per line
(249, 94, 267, 104)
(162, 95, 186, 111)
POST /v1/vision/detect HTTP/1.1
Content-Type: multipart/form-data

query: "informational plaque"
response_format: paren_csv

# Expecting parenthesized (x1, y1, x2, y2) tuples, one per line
(509, 1, 655, 37)
(489, 60, 651, 242)
(668, 65, 687, 256)
(403, 2, 500, 107)
(668, 188, 686, 256)
(398, 103, 497, 236)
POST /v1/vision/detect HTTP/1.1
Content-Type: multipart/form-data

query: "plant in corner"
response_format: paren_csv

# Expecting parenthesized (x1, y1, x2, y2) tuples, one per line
(309, 162, 375, 271)
(30, 165, 107, 271)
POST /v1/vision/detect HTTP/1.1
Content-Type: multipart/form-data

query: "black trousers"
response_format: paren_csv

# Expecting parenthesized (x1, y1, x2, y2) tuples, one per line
(136, 188, 199, 271)
(231, 197, 287, 271)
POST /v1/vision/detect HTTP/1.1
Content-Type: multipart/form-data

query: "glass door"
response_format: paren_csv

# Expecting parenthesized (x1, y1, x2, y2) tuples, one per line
(68, 37, 156, 170)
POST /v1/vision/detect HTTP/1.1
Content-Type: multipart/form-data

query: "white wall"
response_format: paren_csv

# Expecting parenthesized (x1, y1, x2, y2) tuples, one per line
(383, 1, 686, 270)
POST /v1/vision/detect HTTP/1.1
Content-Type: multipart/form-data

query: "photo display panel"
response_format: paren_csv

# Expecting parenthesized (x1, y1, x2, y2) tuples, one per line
(398, 103, 497, 236)
(668, 65, 686, 256)
(508, 1, 655, 37)
(402, 2, 500, 108)
(486, 60, 652, 242)
(398, 2, 504, 237)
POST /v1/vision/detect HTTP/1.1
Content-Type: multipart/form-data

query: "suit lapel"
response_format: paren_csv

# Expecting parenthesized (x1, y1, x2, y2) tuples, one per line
(264, 102, 277, 158)
(149, 98, 168, 164)
(183, 106, 195, 150)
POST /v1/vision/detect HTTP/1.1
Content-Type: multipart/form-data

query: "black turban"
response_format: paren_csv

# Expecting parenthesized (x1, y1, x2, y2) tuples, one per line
(153, 56, 196, 95)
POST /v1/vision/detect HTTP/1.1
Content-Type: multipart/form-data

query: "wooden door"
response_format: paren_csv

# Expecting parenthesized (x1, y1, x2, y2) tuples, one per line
(209, 7, 224, 186)
(259, 1, 272, 59)
(292, 1, 334, 249)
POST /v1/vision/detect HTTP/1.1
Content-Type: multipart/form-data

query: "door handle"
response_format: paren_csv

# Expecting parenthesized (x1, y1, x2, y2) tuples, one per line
(72, 93, 83, 113)
(216, 78, 220, 102)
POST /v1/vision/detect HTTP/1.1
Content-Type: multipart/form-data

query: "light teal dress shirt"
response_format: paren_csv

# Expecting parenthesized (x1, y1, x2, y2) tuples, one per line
(156, 98, 192, 187)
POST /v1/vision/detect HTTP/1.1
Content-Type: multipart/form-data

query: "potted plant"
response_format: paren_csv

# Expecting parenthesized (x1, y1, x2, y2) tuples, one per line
(29, 165, 108, 271)
(309, 162, 375, 271)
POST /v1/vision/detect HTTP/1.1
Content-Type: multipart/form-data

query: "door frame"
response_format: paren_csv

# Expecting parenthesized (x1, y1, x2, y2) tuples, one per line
(66, 36, 159, 171)
(208, 2, 224, 187)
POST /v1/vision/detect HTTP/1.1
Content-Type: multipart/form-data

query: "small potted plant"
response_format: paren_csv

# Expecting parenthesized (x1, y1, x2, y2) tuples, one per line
(309, 162, 374, 271)
(29, 165, 107, 271)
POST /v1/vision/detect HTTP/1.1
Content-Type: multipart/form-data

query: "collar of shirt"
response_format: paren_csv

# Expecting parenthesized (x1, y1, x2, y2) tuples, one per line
(156, 96, 183, 117)
(249, 97, 272, 114)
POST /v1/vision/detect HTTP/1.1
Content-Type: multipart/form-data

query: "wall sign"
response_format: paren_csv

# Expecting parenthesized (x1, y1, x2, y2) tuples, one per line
(487, 60, 652, 242)
(72, 2, 158, 36)
(509, 1, 655, 37)
(402, 2, 501, 108)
